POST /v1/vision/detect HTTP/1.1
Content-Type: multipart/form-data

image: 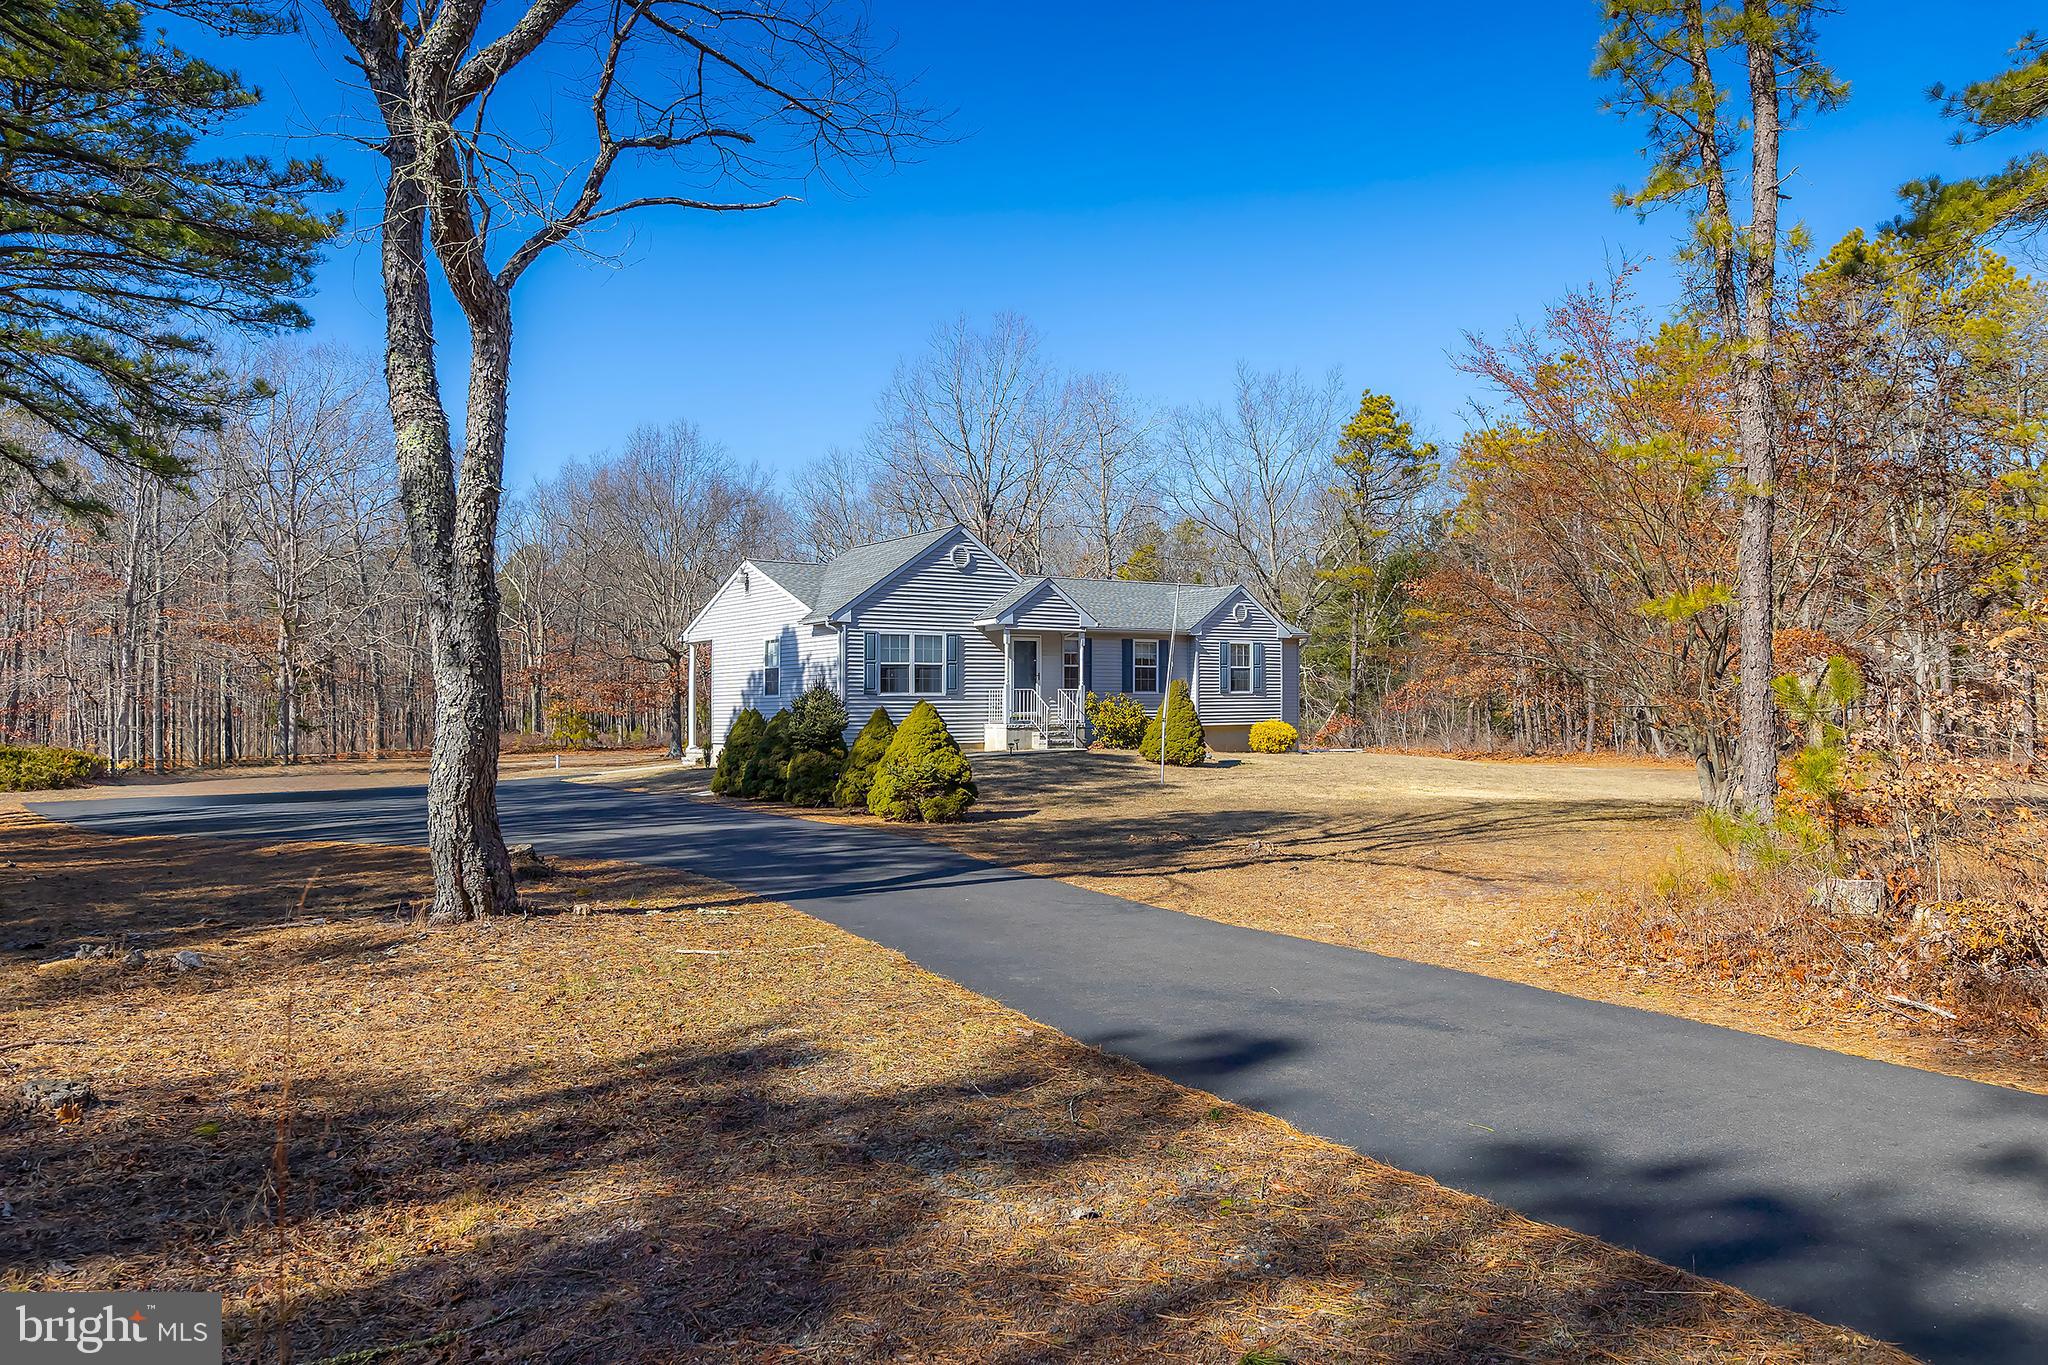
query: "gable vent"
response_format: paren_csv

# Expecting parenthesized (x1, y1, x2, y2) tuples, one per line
(950, 543, 973, 569)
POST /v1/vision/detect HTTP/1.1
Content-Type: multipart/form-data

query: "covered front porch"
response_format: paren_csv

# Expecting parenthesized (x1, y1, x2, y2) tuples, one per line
(985, 627, 1086, 751)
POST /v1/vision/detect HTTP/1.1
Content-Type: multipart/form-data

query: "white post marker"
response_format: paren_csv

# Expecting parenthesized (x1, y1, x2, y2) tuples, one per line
(1160, 583, 1181, 785)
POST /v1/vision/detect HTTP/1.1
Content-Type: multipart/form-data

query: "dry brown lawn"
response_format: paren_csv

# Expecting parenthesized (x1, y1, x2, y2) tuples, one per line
(616, 749, 2047, 1095)
(0, 804, 1903, 1363)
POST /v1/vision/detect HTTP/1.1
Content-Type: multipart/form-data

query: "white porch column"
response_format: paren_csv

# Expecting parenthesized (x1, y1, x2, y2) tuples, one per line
(1002, 628, 1013, 720)
(684, 642, 699, 762)
(1072, 629, 1086, 741)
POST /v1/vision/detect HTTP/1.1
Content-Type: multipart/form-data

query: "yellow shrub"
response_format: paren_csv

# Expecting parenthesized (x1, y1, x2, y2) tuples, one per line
(1248, 720, 1298, 754)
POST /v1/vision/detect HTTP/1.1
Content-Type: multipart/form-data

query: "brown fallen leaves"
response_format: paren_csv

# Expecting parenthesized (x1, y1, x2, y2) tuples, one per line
(0, 811, 1902, 1362)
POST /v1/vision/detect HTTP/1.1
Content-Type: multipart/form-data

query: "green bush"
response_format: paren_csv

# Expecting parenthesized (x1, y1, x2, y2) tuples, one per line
(786, 682, 850, 754)
(710, 708, 764, 795)
(868, 700, 977, 822)
(739, 711, 794, 799)
(1248, 719, 1298, 754)
(834, 707, 896, 810)
(783, 748, 845, 806)
(1085, 691, 1146, 749)
(0, 745, 103, 792)
(545, 700, 598, 748)
(1139, 678, 1207, 767)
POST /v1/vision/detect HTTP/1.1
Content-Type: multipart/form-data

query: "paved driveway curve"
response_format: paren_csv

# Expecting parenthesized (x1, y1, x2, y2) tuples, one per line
(32, 777, 2048, 1364)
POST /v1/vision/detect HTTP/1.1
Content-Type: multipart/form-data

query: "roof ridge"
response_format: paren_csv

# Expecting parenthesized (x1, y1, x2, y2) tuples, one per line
(827, 524, 953, 557)
(1052, 574, 1233, 591)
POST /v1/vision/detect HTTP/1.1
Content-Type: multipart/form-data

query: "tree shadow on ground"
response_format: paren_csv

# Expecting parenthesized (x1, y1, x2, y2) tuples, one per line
(4, 1022, 1891, 1364)
(15, 781, 2029, 1361)
(1440, 1132, 2041, 1365)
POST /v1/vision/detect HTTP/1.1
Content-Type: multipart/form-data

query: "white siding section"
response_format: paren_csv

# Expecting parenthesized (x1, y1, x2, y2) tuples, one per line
(845, 528, 1020, 742)
(689, 566, 827, 749)
(1191, 592, 1289, 726)
(806, 623, 843, 699)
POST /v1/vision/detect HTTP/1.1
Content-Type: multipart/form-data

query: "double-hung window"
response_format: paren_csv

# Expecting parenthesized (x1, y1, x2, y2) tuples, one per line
(1227, 641, 1253, 693)
(875, 633, 912, 694)
(1133, 639, 1160, 693)
(875, 632, 947, 695)
(762, 638, 781, 696)
(913, 634, 946, 693)
(1062, 638, 1081, 691)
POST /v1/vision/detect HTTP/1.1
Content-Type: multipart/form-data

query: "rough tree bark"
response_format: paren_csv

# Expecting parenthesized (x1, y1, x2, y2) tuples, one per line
(378, 124, 517, 923)
(313, 0, 917, 919)
(1600, 0, 1838, 811)
(1732, 0, 1783, 815)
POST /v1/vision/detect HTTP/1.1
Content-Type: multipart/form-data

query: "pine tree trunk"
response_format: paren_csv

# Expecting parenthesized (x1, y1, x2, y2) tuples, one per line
(218, 657, 234, 765)
(1347, 591, 1362, 730)
(1733, 0, 1782, 816)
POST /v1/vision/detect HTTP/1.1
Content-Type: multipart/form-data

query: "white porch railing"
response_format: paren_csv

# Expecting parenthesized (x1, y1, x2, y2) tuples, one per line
(1050, 688, 1082, 728)
(987, 684, 1085, 748)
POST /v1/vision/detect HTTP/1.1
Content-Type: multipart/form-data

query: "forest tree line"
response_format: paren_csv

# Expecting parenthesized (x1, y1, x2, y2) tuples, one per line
(3, 249, 2043, 805)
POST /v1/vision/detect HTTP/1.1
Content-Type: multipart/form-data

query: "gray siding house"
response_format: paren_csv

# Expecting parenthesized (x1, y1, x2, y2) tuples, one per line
(682, 525, 1302, 756)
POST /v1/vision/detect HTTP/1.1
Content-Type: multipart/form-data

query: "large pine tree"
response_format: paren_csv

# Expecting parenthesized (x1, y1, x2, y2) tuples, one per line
(1312, 390, 1435, 732)
(0, 0, 334, 507)
(1595, 0, 1843, 814)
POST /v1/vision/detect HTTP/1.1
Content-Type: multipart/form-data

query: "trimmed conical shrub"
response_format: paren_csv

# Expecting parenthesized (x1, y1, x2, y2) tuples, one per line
(868, 700, 977, 823)
(738, 710, 794, 799)
(783, 749, 844, 806)
(1139, 678, 1206, 767)
(833, 707, 896, 810)
(710, 707, 765, 795)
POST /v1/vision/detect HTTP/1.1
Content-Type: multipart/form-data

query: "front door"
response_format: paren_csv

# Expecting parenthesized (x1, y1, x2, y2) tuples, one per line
(1010, 639, 1039, 714)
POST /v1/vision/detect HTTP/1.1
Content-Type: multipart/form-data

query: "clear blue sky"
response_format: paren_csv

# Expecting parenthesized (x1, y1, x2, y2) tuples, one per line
(226, 2, 2041, 488)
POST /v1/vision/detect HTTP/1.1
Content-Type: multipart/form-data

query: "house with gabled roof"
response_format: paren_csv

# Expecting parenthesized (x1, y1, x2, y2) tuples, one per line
(681, 524, 1302, 757)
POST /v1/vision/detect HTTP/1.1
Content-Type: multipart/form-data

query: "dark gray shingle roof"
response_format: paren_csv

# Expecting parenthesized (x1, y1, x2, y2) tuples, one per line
(751, 527, 1300, 636)
(1048, 578, 1238, 634)
(749, 527, 955, 622)
(750, 559, 825, 607)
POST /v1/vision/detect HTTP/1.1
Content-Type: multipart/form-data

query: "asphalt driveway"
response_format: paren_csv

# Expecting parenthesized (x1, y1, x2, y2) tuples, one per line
(32, 776, 2048, 1364)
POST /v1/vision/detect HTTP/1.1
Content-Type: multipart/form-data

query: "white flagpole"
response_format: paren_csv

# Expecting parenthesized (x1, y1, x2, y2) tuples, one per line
(1160, 582, 1181, 785)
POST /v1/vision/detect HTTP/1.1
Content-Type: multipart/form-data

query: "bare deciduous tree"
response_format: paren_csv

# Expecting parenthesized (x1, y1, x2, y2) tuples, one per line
(1061, 372, 1156, 577)
(216, 347, 389, 763)
(866, 312, 1075, 571)
(1164, 364, 1345, 615)
(568, 422, 784, 755)
(790, 446, 890, 558)
(309, 0, 925, 919)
